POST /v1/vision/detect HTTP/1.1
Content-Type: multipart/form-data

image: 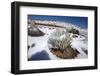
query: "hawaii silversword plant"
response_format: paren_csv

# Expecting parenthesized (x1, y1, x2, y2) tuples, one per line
(48, 29, 72, 51)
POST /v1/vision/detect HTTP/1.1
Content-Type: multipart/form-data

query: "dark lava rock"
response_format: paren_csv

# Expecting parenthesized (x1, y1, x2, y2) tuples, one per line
(72, 34, 78, 38)
(69, 29, 79, 35)
(28, 27, 45, 36)
(28, 45, 30, 50)
(84, 50, 88, 55)
(82, 48, 88, 55)
(31, 43, 35, 48)
(28, 21, 45, 36)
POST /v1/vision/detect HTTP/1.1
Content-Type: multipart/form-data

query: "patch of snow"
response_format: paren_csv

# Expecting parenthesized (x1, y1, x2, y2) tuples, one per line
(28, 27, 56, 59)
(71, 36, 88, 58)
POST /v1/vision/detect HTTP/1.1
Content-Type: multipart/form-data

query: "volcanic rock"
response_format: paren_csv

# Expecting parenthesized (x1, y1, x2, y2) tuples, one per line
(50, 46, 78, 59)
(69, 28, 79, 35)
(28, 23, 45, 36)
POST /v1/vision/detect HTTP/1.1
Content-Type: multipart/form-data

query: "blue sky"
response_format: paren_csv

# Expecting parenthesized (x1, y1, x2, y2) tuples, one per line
(28, 15, 88, 29)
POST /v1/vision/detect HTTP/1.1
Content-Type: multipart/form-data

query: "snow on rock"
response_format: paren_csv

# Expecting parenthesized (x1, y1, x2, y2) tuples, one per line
(71, 36, 88, 58)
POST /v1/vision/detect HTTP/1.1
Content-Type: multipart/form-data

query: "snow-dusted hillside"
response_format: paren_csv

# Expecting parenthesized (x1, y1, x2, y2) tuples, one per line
(28, 20, 88, 60)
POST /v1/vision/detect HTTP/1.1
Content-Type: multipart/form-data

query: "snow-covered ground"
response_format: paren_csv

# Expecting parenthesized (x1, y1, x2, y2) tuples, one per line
(28, 27, 59, 60)
(71, 36, 88, 58)
(28, 20, 88, 60)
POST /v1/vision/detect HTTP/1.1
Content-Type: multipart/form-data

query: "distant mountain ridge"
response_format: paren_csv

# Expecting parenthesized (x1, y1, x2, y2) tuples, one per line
(28, 20, 87, 37)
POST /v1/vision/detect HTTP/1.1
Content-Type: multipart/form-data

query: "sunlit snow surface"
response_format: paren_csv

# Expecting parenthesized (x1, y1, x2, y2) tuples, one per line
(28, 21, 88, 60)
